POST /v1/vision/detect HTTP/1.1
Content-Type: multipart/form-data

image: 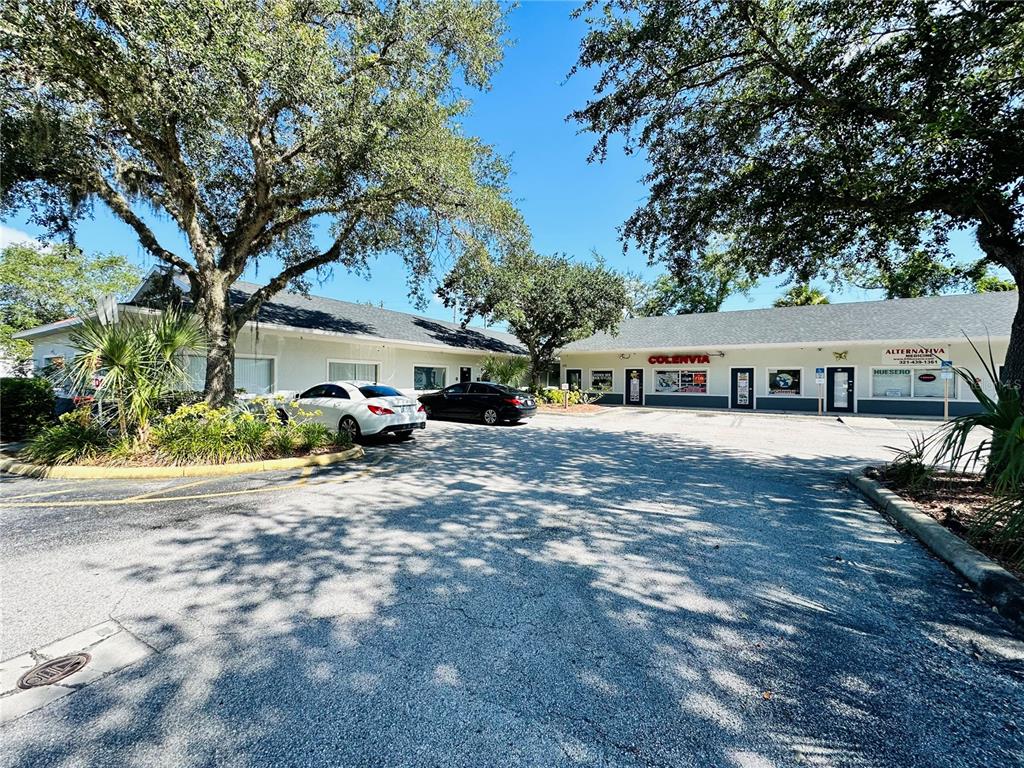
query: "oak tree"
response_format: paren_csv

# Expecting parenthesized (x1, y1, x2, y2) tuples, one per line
(441, 251, 631, 389)
(573, 0, 1024, 382)
(2, 0, 524, 403)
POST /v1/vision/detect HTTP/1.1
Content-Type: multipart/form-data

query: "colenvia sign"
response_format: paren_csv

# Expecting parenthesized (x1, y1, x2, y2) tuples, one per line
(647, 354, 711, 365)
(882, 347, 946, 367)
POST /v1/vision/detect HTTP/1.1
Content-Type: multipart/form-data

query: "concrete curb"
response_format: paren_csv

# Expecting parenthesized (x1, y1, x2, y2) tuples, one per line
(848, 467, 1024, 629)
(0, 445, 365, 480)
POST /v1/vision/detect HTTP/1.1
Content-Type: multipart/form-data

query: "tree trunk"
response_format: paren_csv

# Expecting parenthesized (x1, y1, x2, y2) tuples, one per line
(976, 215, 1024, 388)
(1002, 273, 1024, 389)
(529, 358, 543, 392)
(202, 277, 238, 406)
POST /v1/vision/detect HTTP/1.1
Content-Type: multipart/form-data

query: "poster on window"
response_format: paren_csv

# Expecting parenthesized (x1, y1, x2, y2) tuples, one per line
(768, 368, 801, 395)
(654, 370, 679, 392)
(736, 371, 750, 405)
(678, 370, 707, 393)
(654, 369, 708, 394)
(590, 370, 613, 391)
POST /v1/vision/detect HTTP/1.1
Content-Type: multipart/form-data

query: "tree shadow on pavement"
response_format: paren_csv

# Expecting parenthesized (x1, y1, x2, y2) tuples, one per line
(5, 421, 1024, 767)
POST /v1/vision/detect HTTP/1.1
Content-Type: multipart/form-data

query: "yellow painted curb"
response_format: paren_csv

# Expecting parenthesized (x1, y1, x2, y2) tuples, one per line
(0, 445, 365, 480)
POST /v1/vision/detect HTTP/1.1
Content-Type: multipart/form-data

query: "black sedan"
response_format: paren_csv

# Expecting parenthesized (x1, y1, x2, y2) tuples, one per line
(418, 382, 537, 425)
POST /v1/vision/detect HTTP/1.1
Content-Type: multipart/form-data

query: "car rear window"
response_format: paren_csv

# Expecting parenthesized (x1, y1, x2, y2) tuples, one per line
(358, 385, 404, 398)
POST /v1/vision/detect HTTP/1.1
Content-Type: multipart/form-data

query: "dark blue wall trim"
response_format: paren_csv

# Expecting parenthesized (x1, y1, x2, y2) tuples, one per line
(594, 393, 624, 405)
(857, 399, 982, 417)
(756, 397, 819, 412)
(644, 394, 729, 408)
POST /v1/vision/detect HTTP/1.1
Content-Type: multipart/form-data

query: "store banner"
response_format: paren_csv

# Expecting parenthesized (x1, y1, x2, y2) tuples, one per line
(882, 347, 947, 366)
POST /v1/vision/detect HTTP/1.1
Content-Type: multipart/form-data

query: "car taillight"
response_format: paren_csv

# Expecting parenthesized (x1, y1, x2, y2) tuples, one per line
(503, 397, 523, 405)
(417, 404, 425, 412)
(367, 404, 395, 415)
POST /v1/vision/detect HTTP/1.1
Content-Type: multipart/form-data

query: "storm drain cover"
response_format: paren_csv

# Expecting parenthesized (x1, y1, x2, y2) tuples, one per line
(17, 654, 91, 689)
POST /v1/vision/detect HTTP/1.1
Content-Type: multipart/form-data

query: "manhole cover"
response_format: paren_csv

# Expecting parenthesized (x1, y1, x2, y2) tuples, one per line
(17, 654, 91, 689)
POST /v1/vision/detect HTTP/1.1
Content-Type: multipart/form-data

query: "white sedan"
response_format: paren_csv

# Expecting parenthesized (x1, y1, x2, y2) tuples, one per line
(277, 381, 426, 441)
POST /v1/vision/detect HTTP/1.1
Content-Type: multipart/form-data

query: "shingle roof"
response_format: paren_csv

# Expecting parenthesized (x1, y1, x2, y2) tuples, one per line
(562, 291, 1017, 353)
(225, 281, 525, 354)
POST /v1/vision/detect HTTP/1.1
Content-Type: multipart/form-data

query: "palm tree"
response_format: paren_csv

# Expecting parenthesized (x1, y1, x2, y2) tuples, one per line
(480, 354, 530, 388)
(66, 308, 206, 438)
(773, 284, 831, 307)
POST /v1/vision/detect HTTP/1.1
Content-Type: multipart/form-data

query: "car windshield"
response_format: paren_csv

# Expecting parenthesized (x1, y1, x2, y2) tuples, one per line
(358, 385, 404, 399)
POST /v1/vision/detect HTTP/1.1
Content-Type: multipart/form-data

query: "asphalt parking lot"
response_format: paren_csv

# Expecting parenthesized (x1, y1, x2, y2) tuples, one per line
(2, 409, 1023, 767)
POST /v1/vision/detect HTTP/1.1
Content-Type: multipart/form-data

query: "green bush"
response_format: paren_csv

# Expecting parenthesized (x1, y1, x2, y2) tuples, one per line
(541, 388, 582, 406)
(22, 409, 109, 465)
(152, 402, 259, 464)
(0, 377, 56, 440)
(295, 420, 333, 451)
(151, 401, 349, 464)
(153, 390, 205, 417)
(926, 337, 1024, 566)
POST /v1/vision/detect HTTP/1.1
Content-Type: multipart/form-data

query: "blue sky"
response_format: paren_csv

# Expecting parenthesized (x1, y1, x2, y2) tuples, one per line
(2, 1, 994, 320)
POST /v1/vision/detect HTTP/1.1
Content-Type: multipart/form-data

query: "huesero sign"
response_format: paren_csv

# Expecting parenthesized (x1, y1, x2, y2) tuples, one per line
(882, 347, 946, 366)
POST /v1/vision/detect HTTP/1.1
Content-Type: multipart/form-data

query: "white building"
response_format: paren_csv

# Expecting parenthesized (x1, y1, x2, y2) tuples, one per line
(558, 291, 1014, 418)
(14, 271, 1016, 418)
(15, 272, 524, 396)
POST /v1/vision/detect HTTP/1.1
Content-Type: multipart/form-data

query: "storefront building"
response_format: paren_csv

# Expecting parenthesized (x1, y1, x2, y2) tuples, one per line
(18, 273, 524, 396)
(558, 292, 1015, 417)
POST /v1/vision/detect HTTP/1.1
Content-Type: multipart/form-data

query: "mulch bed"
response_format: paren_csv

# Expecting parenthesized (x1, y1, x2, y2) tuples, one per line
(536, 403, 607, 415)
(867, 466, 1022, 579)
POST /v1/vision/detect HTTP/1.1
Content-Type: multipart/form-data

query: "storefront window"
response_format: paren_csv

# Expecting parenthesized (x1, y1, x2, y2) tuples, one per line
(654, 369, 708, 394)
(185, 355, 274, 394)
(871, 368, 912, 397)
(329, 361, 379, 382)
(414, 365, 446, 390)
(590, 370, 613, 391)
(767, 368, 802, 396)
(913, 368, 950, 398)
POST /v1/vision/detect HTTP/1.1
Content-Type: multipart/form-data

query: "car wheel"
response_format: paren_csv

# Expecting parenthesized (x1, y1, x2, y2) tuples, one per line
(395, 431, 414, 441)
(482, 408, 499, 426)
(339, 415, 361, 442)
(275, 408, 289, 424)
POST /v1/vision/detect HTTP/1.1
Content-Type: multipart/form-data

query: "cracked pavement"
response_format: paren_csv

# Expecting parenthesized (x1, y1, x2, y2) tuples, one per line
(1, 409, 1023, 767)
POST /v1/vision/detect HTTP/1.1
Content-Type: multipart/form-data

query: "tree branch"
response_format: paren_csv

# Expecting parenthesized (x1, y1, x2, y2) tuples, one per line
(88, 169, 198, 283)
(232, 213, 366, 325)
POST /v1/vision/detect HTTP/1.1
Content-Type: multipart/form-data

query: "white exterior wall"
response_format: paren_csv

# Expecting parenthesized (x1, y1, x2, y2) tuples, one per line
(29, 325, 498, 397)
(560, 338, 1008, 415)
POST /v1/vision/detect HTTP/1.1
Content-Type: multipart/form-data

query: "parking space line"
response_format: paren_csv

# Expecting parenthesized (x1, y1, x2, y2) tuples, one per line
(122, 477, 224, 502)
(4, 485, 84, 501)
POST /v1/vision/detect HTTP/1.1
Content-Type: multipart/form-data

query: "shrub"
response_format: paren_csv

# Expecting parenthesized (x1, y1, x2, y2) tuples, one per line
(267, 424, 297, 456)
(542, 388, 582, 406)
(153, 390, 205, 417)
(0, 377, 56, 440)
(330, 428, 353, 450)
(884, 434, 934, 492)
(295, 420, 333, 451)
(151, 401, 345, 464)
(480, 355, 530, 387)
(22, 409, 109, 465)
(925, 337, 1024, 566)
(152, 402, 251, 464)
(66, 308, 206, 437)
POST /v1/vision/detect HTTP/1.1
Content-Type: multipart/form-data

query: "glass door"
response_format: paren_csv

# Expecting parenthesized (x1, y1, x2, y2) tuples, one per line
(826, 367, 855, 412)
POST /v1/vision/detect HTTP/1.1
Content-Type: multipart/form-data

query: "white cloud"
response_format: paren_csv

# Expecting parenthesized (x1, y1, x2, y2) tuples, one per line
(0, 223, 44, 249)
